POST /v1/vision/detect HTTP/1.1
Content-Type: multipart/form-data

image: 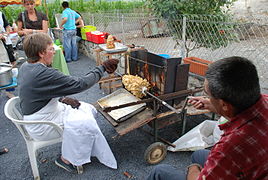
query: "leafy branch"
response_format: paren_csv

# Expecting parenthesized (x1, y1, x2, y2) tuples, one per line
(146, 0, 238, 57)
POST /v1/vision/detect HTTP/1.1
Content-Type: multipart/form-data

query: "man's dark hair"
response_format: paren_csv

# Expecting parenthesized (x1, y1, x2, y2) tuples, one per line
(206, 56, 260, 113)
(62, 1, 69, 8)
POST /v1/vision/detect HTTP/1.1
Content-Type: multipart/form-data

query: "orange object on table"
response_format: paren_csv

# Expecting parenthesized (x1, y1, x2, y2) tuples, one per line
(183, 57, 212, 76)
(106, 35, 115, 49)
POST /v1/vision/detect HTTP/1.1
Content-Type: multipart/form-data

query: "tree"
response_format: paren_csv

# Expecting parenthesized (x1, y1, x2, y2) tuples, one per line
(146, 0, 238, 57)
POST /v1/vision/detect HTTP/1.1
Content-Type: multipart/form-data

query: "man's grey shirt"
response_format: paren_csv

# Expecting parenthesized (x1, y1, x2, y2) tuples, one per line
(18, 62, 105, 115)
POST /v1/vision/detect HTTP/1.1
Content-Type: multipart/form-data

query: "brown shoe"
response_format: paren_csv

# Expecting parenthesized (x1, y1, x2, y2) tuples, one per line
(0, 148, 8, 155)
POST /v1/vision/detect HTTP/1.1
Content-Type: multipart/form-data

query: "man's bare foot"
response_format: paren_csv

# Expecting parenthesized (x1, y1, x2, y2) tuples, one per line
(61, 156, 71, 164)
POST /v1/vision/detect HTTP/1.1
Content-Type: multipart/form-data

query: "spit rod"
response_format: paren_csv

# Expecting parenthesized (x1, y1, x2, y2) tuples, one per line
(142, 87, 189, 114)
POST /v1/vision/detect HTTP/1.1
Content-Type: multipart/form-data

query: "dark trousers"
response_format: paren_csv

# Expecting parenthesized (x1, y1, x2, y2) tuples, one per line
(2, 40, 15, 63)
(146, 149, 210, 180)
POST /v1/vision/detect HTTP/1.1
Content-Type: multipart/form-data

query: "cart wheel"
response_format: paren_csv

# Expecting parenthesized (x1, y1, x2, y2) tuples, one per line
(144, 142, 167, 164)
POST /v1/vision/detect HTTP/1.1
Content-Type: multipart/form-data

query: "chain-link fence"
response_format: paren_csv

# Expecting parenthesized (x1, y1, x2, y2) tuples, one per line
(80, 12, 268, 89)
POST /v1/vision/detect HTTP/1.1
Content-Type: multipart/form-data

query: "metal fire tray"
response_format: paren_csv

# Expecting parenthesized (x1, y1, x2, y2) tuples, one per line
(97, 88, 146, 122)
(99, 42, 128, 53)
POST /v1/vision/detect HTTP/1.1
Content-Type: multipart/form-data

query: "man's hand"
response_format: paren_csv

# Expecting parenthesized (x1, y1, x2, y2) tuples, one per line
(187, 164, 202, 180)
(59, 97, 81, 109)
(25, 29, 36, 35)
(18, 29, 33, 36)
(102, 59, 119, 74)
(60, 18, 67, 30)
(188, 96, 215, 112)
(18, 31, 25, 36)
(188, 96, 207, 109)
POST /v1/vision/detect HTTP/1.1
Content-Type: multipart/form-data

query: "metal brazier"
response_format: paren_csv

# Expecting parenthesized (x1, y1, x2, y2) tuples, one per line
(0, 63, 13, 87)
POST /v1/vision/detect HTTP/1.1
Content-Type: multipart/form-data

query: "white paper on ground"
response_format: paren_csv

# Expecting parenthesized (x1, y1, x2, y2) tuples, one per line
(168, 119, 224, 152)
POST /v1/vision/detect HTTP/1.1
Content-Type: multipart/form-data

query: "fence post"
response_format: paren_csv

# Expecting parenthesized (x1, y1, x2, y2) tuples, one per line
(91, 14, 95, 26)
(121, 14, 126, 43)
(117, 9, 120, 20)
(245, 0, 251, 9)
(181, 16, 187, 59)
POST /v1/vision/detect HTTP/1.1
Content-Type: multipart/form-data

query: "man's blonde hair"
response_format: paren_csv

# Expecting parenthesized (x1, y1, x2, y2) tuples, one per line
(23, 33, 53, 62)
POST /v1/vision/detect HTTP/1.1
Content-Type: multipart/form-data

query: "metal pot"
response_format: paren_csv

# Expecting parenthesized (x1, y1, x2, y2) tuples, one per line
(0, 63, 13, 87)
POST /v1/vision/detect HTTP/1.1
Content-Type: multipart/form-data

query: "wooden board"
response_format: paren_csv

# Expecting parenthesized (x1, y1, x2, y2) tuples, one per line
(95, 102, 210, 136)
(114, 108, 155, 136)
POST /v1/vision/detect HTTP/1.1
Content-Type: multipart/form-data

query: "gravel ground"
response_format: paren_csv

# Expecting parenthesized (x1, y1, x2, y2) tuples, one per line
(0, 54, 209, 180)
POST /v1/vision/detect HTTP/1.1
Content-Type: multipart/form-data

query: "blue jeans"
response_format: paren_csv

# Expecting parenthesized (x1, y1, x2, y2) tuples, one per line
(191, 149, 210, 166)
(76, 36, 82, 43)
(146, 149, 210, 180)
(63, 29, 78, 62)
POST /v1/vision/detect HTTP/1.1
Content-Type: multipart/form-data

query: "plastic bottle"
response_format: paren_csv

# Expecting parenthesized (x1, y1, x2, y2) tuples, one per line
(12, 20, 18, 32)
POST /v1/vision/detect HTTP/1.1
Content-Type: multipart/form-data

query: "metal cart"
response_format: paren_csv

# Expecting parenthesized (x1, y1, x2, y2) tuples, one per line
(95, 88, 210, 164)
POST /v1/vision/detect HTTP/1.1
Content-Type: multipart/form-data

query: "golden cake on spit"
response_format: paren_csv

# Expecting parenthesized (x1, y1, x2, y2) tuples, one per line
(106, 35, 115, 49)
(122, 75, 150, 98)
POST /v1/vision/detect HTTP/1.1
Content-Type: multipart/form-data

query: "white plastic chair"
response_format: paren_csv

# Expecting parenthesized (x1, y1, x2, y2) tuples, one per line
(4, 97, 63, 180)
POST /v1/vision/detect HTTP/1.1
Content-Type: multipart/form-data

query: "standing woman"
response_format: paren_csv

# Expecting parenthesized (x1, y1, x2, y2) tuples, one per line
(17, 0, 48, 36)
(75, 11, 84, 42)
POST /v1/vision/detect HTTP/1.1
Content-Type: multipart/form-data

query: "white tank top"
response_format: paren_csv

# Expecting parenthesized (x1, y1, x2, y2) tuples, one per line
(0, 12, 6, 33)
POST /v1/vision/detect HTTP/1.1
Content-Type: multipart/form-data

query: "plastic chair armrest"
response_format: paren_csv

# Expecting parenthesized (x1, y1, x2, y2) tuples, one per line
(15, 120, 63, 135)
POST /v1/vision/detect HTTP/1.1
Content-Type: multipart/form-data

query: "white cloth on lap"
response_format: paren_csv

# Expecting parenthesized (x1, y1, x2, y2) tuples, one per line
(24, 98, 117, 168)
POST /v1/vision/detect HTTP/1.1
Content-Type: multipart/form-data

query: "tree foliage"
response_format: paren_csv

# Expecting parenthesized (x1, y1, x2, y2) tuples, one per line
(1, 0, 145, 28)
(147, 0, 236, 17)
(146, 0, 238, 56)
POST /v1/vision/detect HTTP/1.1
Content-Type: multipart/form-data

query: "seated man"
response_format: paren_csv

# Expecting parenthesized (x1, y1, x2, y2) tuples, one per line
(147, 56, 268, 180)
(18, 33, 119, 173)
